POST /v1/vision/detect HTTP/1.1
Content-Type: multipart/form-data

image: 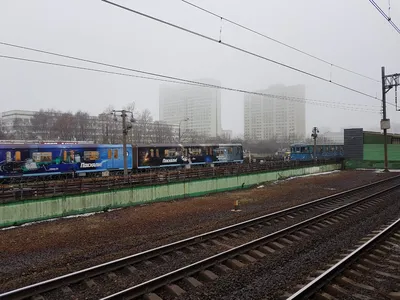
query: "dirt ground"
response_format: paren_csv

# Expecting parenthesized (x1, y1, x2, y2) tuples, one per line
(0, 170, 396, 292)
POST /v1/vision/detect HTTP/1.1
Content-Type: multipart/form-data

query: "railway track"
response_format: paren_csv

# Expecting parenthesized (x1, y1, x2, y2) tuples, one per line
(0, 176, 398, 300)
(99, 185, 400, 300)
(287, 217, 400, 300)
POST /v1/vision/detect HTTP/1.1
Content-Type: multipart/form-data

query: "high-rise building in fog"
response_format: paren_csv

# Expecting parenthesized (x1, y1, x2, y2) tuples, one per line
(159, 79, 222, 138)
(244, 84, 306, 141)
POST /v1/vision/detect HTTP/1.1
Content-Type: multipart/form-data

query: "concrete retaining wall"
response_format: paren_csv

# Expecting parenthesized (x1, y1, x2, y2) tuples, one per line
(0, 164, 341, 227)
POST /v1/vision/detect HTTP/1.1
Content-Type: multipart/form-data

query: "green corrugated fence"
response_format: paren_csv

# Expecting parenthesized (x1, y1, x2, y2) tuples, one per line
(345, 160, 400, 169)
(363, 144, 400, 161)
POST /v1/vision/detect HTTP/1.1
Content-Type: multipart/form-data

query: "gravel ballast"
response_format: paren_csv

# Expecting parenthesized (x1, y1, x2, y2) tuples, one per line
(0, 170, 396, 292)
(174, 189, 400, 300)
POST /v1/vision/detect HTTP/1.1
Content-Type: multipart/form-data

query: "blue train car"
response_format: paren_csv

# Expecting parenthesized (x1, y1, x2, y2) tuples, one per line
(0, 143, 133, 178)
(290, 143, 344, 161)
(0, 142, 243, 178)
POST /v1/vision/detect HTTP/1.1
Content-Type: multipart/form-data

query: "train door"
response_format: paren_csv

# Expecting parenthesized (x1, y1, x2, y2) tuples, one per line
(107, 148, 119, 169)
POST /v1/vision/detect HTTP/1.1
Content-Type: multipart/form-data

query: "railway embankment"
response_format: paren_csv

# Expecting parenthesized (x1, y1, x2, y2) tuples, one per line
(0, 163, 341, 228)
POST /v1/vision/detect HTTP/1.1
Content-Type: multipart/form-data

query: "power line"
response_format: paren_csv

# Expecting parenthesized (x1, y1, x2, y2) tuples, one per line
(0, 54, 379, 113)
(0, 41, 382, 109)
(101, 0, 381, 102)
(369, 0, 400, 34)
(181, 0, 380, 83)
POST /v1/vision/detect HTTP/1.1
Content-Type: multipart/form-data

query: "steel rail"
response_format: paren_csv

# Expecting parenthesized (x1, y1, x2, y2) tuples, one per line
(100, 185, 400, 299)
(286, 217, 400, 300)
(0, 176, 397, 300)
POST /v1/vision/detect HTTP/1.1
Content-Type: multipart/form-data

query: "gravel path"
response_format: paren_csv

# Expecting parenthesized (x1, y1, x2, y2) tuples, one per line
(0, 170, 396, 292)
(173, 188, 400, 300)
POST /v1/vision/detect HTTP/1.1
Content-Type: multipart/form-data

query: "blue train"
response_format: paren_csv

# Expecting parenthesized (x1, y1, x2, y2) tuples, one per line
(0, 143, 243, 179)
(290, 143, 344, 161)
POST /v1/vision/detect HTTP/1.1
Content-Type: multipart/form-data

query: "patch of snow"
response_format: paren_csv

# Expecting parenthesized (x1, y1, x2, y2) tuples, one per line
(271, 170, 341, 185)
(1, 208, 122, 231)
(356, 168, 400, 172)
(257, 185, 265, 189)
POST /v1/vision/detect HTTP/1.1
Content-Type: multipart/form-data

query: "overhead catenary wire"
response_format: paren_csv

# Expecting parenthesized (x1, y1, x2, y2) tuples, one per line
(181, 0, 380, 83)
(369, 0, 400, 34)
(0, 41, 382, 109)
(101, 0, 381, 102)
(0, 54, 380, 113)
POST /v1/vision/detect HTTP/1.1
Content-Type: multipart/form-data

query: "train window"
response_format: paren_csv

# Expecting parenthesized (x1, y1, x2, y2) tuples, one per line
(215, 149, 225, 155)
(15, 151, 21, 161)
(165, 149, 174, 157)
(70, 150, 75, 162)
(155, 149, 159, 157)
(32, 152, 52, 162)
(84, 151, 99, 160)
(114, 149, 118, 159)
(228, 147, 233, 154)
(150, 149, 154, 157)
(75, 153, 81, 163)
(190, 148, 202, 155)
(108, 149, 112, 159)
(6, 151, 11, 162)
(63, 150, 67, 161)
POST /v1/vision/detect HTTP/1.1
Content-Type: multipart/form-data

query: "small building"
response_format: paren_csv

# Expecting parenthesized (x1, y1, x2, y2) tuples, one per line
(344, 128, 400, 169)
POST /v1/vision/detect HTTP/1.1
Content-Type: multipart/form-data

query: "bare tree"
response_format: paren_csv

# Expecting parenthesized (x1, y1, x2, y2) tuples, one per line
(30, 109, 58, 140)
(181, 129, 209, 143)
(12, 117, 30, 140)
(149, 121, 175, 143)
(53, 112, 75, 140)
(98, 105, 121, 144)
(0, 128, 8, 139)
(74, 111, 91, 141)
(123, 102, 137, 114)
(132, 109, 153, 144)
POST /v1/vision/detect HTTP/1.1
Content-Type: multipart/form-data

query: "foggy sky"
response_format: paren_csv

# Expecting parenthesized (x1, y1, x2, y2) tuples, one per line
(1, 0, 399, 137)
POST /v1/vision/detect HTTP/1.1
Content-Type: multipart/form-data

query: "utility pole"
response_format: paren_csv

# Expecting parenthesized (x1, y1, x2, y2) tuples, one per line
(178, 117, 189, 143)
(382, 67, 389, 172)
(381, 67, 400, 172)
(311, 127, 319, 163)
(112, 110, 136, 178)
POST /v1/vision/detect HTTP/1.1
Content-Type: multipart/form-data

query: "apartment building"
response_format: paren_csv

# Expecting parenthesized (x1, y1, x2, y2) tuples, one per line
(159, 78, 222, 138)
(244, 84, 306, 141)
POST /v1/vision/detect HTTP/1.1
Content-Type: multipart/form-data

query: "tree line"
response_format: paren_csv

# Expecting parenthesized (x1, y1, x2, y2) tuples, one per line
(0, 103, 233, 144)
(0, 104, 339, 154)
